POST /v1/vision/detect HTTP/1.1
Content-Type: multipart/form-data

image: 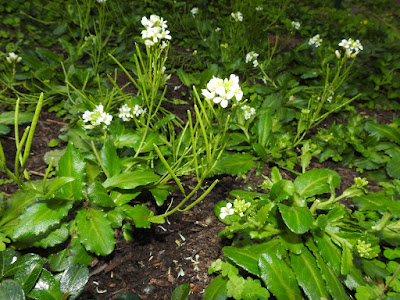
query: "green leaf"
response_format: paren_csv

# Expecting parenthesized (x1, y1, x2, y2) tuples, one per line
(150, 184, 174, 207)
(48, 242, 92, 272)
(87, 182, 115, 207)
(58, 143, 85, 201)
(76, 208, 115, 256)
(0, 124, 10, 136)
(59, 265, 89, 300)
(212, 152, 255, 176)
(259, 252, 302, 300)
(28, 269, 62, 300)
(0, 190, 38, 226)
(171, 283, 191, 300)
(32, 223, 69, 248)
(0, 248, 17, 280)
(115, 290, 143, 300)
(0, 112, 33, 125)
(203, 275, 228, 300)
(387, 152, 400, 179)
(364, 122, 400, 143)
(290, 248, 330, 300)
(101, 139, 121, 178)
(121, 204, 152, 228)
(270, 180, 295, 202)
(14, 254, 46, 294)
(241, 277, 270, 300)
(313, 233, 341, 276)
(103, 170, 159, 190)
(0, 280, 25, 300)
(257, 109, 272, 147)
(341, 246, 353, 276)
(278, 204, 313, 234)
(12, 199, 73, 240)
(43, 177, 75, 199)
(176, 68, 199, 86)
(294, 169, 340, 198)
(306, 239, 349, 299)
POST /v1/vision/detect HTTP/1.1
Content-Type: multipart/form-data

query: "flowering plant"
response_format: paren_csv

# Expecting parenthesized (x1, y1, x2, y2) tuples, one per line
(201, 74, 243, 108)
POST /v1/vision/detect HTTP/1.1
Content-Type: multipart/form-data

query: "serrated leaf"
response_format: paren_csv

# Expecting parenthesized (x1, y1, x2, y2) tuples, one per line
(75, 208, 115, 256)
(43, 177, 75, 199)
(313, 233, 341, 276)
(150, 184, 174, 207)
(12, 199, 73, 240)
(0, 190, 38, 226)
(203, 274, 228, 300)
(290, 248, 330, 300)
(270, 180, 295, 202)
(259, 252, 302, 300)
(0, 248, 17, 280)
(58, 143, 85, 201)
(0, 279, 25, 300)
(28, 269, 62, 300)
(341, 246, 353, 276)
(294, 169, 340, 198)
(101, 139, 121, 178)
(212, 152, 255, 176)
(364, 122, 400, 143)
(278, 204, 313, 234)
(121, 204, 152, 228)
(387, 152, 400, 179)
(306, 239, 349, 299)
(87, 181, 115, 207)
(103, 170, 159, 190)
(258, 109, 272, 147)
(59, 265, 89, 300)
(171, 283, 191, 300)
(32, 223, 69, 248)
(48, 242, 92, 272)
(14, 254, 46, 294)
(0, 112, 34, 125)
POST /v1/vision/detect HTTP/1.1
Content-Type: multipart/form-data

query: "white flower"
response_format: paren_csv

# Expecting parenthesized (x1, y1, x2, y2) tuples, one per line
(220, 203, 234, 219)
(118, 104, 133, 121)
(291, 21, 301, 30)
(255, 6, 263, 11)
(6, 52, 22, 64)
(191, 7, 199, 16)
(241, 105, 256, 120)
(132, 104, 146, 117)
(338, 38, 363, 58)
(202, 74, 243, 108)
(335, 49, 341, 59)
(141, 14, 171, 46)
(308, 34, 323, 48)
(253, 60, 259, 67)
(82, 104, 113, 129)
(231, 11, 243, 22)
(245, 51, 259, 64)
(215, 27, 221, 32)
(96, 0, 106, 3)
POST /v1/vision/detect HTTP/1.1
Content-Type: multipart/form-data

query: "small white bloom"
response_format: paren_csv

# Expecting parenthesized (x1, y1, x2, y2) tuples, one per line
(220, 203, 234, 219)
(6, 52, 22, 64)
(191, 7, 199, 16)
(335, 49, 341, 59)
(96, 0, 106, 3)
(253, 60, 259, 67)
(82, 104, 113, 129)
(291, 21, 301, 30)
(231, 11, 243, 22)
(308, 34, 323, 48)
(241, 105, 256, 120)
(255, 6, 263, 11)
(338, 38, 363, 58)
(215, 27, 221, 32)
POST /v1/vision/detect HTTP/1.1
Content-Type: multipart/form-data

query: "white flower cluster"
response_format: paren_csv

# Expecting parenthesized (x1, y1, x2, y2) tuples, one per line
(118, 104, 146, 122)
(255, 6, 263, 11)
(291, 21, 301, 30)
(96, 0, 106, 3)
(82, 105, 113, 129)
(201, 74, 243, 108)
(219, 199, 251, 219)
(309, 34, 323, 48)
(6, 52, 22, 64)
(191, 7, 199, 16)
(241, 105, 256, 120)
(231, 11, 243, 22)
(141, 15, 171, 47)
(245, 51, 259, 67)
(336, 38, 363, 58)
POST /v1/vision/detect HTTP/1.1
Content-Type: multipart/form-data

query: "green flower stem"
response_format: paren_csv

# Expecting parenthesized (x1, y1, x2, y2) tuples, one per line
(371, 211, 392, 232)
(309, 199, 320, 214)
(42, 158, 54, 192)
(179, 179, 219, 212)
(14, 127, 30, 188)
(90, 140, 110, 178)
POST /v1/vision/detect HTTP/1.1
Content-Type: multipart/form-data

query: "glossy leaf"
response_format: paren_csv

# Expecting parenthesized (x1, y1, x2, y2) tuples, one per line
(212, 152, 255, 176)
(0, 190, 38, 226)
(290, 248, 330, 299)
(203, 275, 228, 300)
(103, 170, 159, 190)
(59, 264, 89, 300)
(257, 109, 272, 147)
(294, 169, 340, 198)
(150, 185, 174, 207)
(121, 204, 152, 228)
(0, 279, 25, 300)
(32, 223, 69, 248)
(0, 248, 17, 280)
(43, 177, 75, 199)
(58, 143, 85, 201)
(259, 252, 302, 300)
(171, 283, 191, 300)
(278, 204, 313, 234)
(12, 199, 73, 240)
(75, 208, 115, 256)
(341, 246, 353, 276)
(87, 182, 115, 207)
(386, 152, 400, 179)
(270, 180, 295, 202)
(101, 139, 121, 178)
(313, 234, 341, 276)
(14, 254, 46, 294)
(364, 121, 400, 143)
(48, 242, 92, 272)
(28, 269, 62, 300)
(0, 112, 33, 125)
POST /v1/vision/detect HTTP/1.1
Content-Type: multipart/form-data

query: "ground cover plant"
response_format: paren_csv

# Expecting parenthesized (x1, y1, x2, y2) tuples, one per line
(0, 0, 400, 299)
